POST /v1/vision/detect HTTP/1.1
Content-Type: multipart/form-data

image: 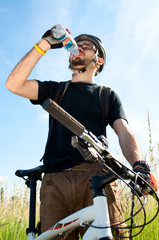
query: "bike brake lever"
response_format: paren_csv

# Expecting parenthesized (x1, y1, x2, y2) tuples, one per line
(129, 173, 158, 200)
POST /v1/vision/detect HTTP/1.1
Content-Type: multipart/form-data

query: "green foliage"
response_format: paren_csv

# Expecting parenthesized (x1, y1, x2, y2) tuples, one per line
(121, 194, 159, 240)
(0, 175, 158, 239)
(0, 181, 40, 240)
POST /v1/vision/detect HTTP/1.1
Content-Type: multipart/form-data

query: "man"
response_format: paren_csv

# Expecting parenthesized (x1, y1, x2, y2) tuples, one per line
(6, 25, 156, 239)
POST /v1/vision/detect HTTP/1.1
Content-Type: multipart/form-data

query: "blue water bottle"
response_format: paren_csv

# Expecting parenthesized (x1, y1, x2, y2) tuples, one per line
(53, 25, 79, 55)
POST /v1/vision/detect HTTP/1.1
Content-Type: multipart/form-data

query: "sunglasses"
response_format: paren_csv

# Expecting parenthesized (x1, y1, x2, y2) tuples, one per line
(77, 43, 96, 52)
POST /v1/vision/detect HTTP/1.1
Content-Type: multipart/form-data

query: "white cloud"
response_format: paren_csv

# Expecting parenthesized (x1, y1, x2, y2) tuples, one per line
(38, 112, 49, 122)
(31, 0, 77, 35)
(107, 0, 159, 81)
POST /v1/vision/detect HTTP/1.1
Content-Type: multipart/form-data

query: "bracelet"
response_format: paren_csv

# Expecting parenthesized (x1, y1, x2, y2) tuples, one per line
(34, 44, 46, 55)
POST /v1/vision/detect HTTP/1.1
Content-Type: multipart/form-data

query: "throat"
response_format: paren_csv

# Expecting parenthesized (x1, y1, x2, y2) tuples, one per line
(71, 74, 94, 83)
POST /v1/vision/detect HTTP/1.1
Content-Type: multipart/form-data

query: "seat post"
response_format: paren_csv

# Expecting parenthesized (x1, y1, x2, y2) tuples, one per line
(26, 179, 37, 236)
(15, 165, 46, 239)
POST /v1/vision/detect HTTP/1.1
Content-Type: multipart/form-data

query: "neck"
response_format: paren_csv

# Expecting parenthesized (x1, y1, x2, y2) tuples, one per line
(71, 69, 95, 83)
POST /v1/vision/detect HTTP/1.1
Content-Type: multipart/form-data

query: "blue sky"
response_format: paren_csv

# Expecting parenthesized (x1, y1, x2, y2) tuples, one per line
(1, 0, 159, 191)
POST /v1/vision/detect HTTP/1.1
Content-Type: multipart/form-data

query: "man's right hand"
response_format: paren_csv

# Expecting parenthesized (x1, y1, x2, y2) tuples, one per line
(42, 26, 63, 49)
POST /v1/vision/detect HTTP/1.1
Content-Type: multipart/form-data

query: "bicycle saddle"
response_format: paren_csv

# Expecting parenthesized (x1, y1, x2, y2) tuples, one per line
(15, 165, 46, 180)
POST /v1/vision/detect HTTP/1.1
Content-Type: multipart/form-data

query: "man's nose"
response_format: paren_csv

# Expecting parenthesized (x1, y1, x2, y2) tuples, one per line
(78, 46, 84, 52)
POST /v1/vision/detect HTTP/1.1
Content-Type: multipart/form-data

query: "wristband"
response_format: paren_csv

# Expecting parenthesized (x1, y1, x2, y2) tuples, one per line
(34, 44, 46, 55)
(133, 160, 150, 173)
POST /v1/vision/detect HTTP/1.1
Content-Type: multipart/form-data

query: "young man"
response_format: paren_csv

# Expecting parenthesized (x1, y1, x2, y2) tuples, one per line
(6, 25, 155, 239)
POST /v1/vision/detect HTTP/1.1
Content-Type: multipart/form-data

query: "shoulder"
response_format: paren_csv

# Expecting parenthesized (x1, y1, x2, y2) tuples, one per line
(109, 90, 123, 105)
(30, 80, 68, 105)
(37, 80, 59, 88)
(37, 80, 71, 93)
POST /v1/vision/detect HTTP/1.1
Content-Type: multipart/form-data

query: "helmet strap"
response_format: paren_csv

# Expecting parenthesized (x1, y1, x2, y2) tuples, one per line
(69, 53, 99, 76)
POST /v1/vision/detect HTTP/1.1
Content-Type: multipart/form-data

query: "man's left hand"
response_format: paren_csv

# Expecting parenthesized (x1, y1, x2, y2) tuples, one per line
(133, 162, 157, 195)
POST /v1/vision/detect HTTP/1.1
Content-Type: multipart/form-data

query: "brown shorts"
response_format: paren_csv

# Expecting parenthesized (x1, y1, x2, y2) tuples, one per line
(40, 163, 129, 239)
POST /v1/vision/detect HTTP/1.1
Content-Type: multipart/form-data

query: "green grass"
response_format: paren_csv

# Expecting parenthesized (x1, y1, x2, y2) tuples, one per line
(0, 183, 158, 240)
(0, 171, 159, 240)
(121, 193, 159, 240)
(0, 218, 28, 240)
(0, 181, 40, 240)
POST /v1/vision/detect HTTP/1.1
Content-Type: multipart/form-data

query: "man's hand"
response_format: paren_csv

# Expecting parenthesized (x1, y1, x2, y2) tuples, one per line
(42, 25, 63, 49)
(132, 161, 157, 196)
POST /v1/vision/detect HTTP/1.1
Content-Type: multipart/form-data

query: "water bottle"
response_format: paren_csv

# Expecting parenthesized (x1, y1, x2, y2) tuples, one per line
(53, 25, 79, 55)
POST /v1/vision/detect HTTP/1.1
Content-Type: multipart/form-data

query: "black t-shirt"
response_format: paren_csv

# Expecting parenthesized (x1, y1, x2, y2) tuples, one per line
(31, 80, 127, 172)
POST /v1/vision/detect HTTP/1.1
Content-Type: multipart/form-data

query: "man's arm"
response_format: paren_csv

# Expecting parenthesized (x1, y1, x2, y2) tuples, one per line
(113, 118, 158, 192)
(113, 118, 143, 167)
(6, 39, 51, 100)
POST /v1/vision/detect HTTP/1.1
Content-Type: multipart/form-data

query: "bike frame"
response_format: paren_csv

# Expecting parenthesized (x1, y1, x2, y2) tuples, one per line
(34, 196, 112, 240)
(25, 170, 116, 240)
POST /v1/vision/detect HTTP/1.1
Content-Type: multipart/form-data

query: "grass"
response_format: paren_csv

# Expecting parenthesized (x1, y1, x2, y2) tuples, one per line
(121, 193, 159, 240)
(0, 178, 159, 240)
(0, 181, 40, 240)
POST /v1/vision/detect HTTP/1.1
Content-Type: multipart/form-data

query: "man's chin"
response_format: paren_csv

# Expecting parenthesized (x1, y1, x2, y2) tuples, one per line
(70, 63, 86, 70)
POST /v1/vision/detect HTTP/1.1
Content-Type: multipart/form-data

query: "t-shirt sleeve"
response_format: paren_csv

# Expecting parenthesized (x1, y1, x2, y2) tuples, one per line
(30, 80, 59, 106)
(108, 90, 128, 128)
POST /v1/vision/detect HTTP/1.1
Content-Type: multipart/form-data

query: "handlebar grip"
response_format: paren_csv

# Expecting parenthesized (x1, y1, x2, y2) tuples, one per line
(42, 98, 85, 136)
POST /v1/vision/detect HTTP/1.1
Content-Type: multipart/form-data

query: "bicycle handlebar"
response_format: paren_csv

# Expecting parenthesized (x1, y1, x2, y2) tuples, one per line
(43, 98, 85, 136)
(42, 99, 133, 175)
(42, 98, 157, 198)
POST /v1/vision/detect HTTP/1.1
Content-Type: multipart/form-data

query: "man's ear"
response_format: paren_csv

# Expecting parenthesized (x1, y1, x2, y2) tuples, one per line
(97, 57, 104, 65)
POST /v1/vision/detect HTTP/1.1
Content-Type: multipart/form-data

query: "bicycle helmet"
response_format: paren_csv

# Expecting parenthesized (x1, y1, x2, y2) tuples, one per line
(73, 34, 106, 75)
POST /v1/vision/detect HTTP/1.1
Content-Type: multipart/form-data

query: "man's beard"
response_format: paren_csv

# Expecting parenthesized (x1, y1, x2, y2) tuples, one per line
(69, 55, 91, 70)
(70, 58, 85, 67)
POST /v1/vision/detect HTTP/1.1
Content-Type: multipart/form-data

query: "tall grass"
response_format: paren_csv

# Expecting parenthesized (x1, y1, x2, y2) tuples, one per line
(1, 177, 158, 239)
(119, 112, 159, 239)
(120, 189, 159, 240)
(0, 181, 40, 240)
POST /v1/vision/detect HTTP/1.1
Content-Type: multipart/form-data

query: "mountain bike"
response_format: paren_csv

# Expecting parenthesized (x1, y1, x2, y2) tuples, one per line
(15, 98, 159, 240)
